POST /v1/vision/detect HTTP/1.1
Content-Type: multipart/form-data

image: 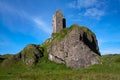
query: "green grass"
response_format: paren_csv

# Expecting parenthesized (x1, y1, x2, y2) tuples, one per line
(0, 52, 120, 80)
(52, 28, 70, 41)
(0, 25, 120, 80)
(51, 24, 96, 42)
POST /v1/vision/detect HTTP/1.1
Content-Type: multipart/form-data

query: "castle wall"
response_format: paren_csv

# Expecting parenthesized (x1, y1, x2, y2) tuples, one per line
(52, 10, 66, 33)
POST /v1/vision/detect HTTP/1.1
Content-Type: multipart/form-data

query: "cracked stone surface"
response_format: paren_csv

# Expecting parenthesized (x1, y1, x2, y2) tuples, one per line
(48, 25, 100, 69)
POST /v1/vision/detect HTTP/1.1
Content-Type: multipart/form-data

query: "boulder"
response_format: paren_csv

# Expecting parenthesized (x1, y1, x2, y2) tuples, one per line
(48, 24, 101, 69)
(18, 44, 44, 65)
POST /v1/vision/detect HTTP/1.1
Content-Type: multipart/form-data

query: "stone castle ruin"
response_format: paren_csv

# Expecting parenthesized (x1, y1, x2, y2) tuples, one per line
(48, 9, 100, 69)
(3, 9, 100, 69)
(52, 9, 66, 33)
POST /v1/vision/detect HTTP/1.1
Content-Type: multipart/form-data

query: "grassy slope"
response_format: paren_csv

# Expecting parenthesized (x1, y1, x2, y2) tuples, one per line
(0, 51, 120, 80)
(0, 25, 120, 80)
(52, 24, 95, 42)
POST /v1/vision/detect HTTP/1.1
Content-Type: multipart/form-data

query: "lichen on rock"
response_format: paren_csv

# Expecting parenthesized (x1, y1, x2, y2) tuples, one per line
(18, 44, 44, 65)
(1, 44, 44, 67)
(48, 24, 101, 69)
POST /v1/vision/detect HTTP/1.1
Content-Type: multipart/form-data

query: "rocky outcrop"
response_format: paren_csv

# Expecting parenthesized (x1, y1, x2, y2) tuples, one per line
(1, 44, 44, 68)
(17, 44, 44, 65)
(0, 54, 12, 62)
(1, 24, 100, 69)
(48, 24, 100, 69)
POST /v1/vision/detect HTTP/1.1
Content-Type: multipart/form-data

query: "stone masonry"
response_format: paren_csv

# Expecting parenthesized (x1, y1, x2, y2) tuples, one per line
(52, 9, 66, 33)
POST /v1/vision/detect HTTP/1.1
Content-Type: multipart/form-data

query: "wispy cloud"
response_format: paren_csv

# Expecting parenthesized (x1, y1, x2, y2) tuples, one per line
(33, 18, 52, 34)
(68, 0, 98, 9)
(77, 0, 97, 8)
(101, 48, 120, 54)
(68, 1, 76, 8)
(0, 1, 52, 54)
(0, 2, 18, 14)
(84, 8, 105, 19)
(98, 39, 107, 45)
(68, 0, 107, 20)
(68, 0, 106, 9)
(98, 38, 120, 54)
(0, 1, 51, 34)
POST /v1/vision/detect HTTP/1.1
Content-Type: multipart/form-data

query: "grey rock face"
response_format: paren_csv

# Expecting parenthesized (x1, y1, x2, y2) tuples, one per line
(48, 24, 100, 69)
(52, 9, 66, 33)
(1, 44, 44, 67)
(18, 44, 44, 65)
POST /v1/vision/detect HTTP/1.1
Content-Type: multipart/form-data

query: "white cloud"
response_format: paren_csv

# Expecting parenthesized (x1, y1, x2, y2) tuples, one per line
(68, 1, 76, 8)
(68, 0, 106, 20)
(68, 0, 98, 9)
(84, 8, 105, 19)
(33, 18, 52, 34)
(98, 39, 106, 45)
(0, 1, 51, 35)
(0, 2, 23, 17)
(98, 38, 120, 54)
(77, 0, 98, 8)
(101, 48, 120, 54)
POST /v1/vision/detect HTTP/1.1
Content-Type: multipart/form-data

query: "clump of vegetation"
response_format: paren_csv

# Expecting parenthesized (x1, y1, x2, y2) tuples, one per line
(19, 44, 44, 65)
(0, 53, 120, 80)
(52, 24, 96, 42)
(0, 40, 120, 80)
(0, 24, 120, 80)
(0, 54, 13, 63)
(52, 28, 71, 41)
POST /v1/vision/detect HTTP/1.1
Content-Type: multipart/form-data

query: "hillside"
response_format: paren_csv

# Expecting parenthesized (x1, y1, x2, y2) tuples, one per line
(0, 25, 120, 80)
(0, 52, 120, 80)
(48, 24, 100, 69)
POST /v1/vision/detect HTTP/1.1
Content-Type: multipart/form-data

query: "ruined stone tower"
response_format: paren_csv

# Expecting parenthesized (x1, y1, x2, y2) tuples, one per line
(52, 9, 66, 33)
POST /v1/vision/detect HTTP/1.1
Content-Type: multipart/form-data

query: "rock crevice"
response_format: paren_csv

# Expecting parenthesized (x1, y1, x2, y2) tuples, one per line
(48, 24, 101, 69)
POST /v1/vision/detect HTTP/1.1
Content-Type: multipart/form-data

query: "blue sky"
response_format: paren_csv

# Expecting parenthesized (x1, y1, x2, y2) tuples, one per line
(0, 0, 120, 55)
